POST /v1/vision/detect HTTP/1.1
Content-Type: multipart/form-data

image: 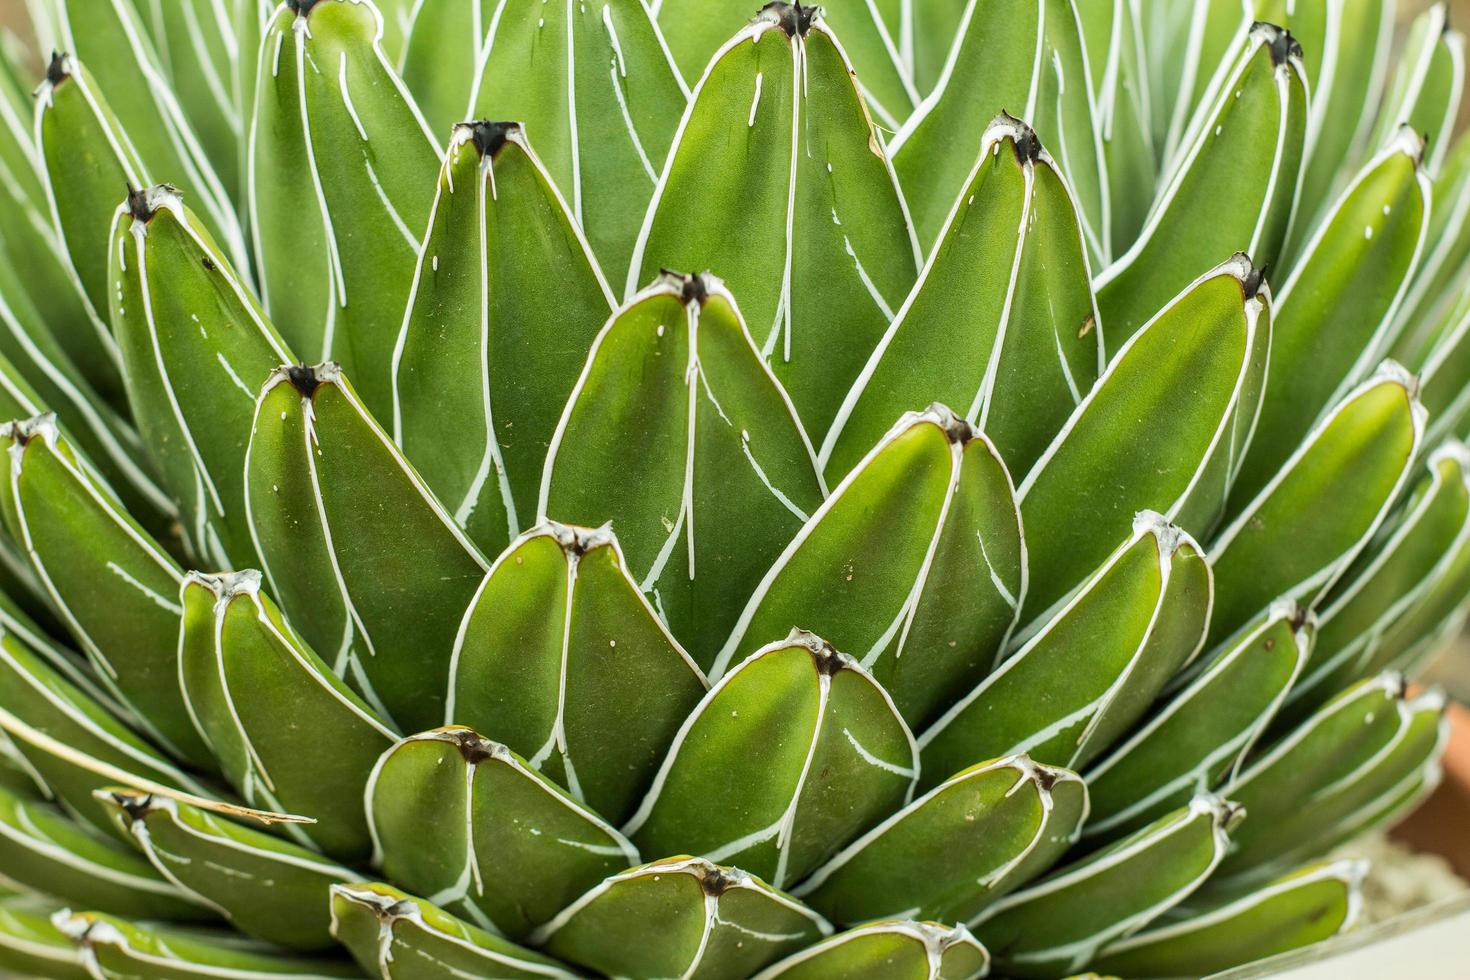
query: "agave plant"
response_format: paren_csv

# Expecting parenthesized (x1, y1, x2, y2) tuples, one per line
(0, 0, 1464, 976)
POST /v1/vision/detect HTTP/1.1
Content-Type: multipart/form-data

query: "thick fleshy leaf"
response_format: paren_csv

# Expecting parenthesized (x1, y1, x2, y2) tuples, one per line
(715, 405, 1022, 730)
(529, 856, 831, 979)
(109, 185, 294, 569)
(1230, 130, 1430, 506)
(1147, 0, 1251, 165)
(658, 0, 914, 130)
(447, 523, 707, 821)
(328, 882, 573, 979)
(540, 272, 824, 672)
(1364, 4, 1464, 176)
(0, 899, 88, 980)
(625, 631, 918, 890)
(1363, 508, 1470, 677)
(1094, 24, 1305, 343)
(0, 416, 207, 764)
(399, 0, 490, 138)
(1091, 860, 1364, 977)
(53, 912, 359, 978)
(244, 363, 489, 733)
(753, 920, 990, 980)
(1284, 443, 1470, 719)
(49, 0, 246, 271)
(1207, 363, 1423, 648)
(0, 784, 205, 920)
(1395, 132, 1470, 356)
(177, 569, 396, 861)
(1081, 600, 1311, 841)
(1017, 256, 1269, 620)
(823, 115, 1103, 482)
(471, 0, 688, 272)
(628, 7, 920, 437)
(892, 0, 1108, 260)
(971, 793, 1242, 979)
(98, 790, 357, 952)
(795, 755, 1087, 927)
(920, 512, 1210, 785)
(365, 727, 637, 938)
(392, 122, 613, 557)
(249, 0, 440, 416)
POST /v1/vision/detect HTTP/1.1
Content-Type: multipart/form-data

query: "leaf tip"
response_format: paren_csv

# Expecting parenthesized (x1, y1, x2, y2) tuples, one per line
(756, 2, 821, 38)
(453, 120, 522, 159)
(1249, 21, 1304, 69)
(43, 50, 71, 89)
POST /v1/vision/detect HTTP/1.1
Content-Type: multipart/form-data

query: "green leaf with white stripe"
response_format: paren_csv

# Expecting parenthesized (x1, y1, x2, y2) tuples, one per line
(716, 405, 1023, 730)
(244, 363, 489, 733)
(0, 898, 88, 979)
(1363, 510, 1470, 678)
(920, 512, 1210, 786)
(1017, 256, 1269, 620)
(539, 273, 824, 673)
(177, 569, 396, 862)
(628, 7, 920, 438)
(795, 755, 1087, 927)
(447, 522, 707, 822)
(625, 631, 918, 890)
(0, 784, 206, 921)
(1091, 859, 1364, 977)
(753, 920, 990, 980)
(1364, 4, 1464, 176)
(399, 0, 491, 138)
(823, 114, 1102, 483)
(971, 793, 1242, 979)
(328, 882, 574, 980)
(392, 122, 613, 558)
(109, 184, 294, 569)
(249, 0, 439, 417)
(530, 856, 831, 979)
(365, 726, 638, 940)
(0, 416, 208, 765)
(471, 0, 688, 273)
(1207, 362, 1424, 648)
(1230, 131, 1430, 508)
(98, 789, 357, 952)
(892, 0, 1108, 261)
(1094, 24, 1305, 343)
(1081, 600, 1311, 842)
(52, 912, 359, 979)
(1395, 133, 1470, 360)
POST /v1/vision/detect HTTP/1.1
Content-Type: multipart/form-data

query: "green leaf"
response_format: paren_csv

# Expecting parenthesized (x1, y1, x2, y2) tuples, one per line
(471, 0, 689, 273)
(892, 0, 1108, 261)
(244, 363, 489, 733)
(1090, 859, 1364, 977)
(753, 920, 990, 980)
(530, 856, 830, 979)
(1094, 24, 1306, 343)
(0, 416, 208, 765)
(1081, 600, 1311, 842)
(1148, 0, 1251, 165)
(391, 122, 614, 558)
(1363, 506, 1470, 677)
(625, 630, 918, 890)
(1206, 363, 1424, 649)
(971, 793, 1243, 979)
(365, 726, 637, 939)
(823, 115, 1103, 483)
(658, 0, 915, 130)
(1364, 4, 1464, 176)
(920, 512, 1210, 785)
(0, 784, 207, 921)
(628, 8, 920, 437)
(1017, 256, 1268, 620)
(249, 0, 440, 417)
(540, 272, 825, 672)
(98, 789, 357, 952)
(399, 0, 490, 138)
(53, 912, 360, 978)
(447, 522, 707, 822)
(0, 898, 88, 980)
(328, 882, 574, 980)
(1230, 131, 1430, 506)
(716, 405, 1022, 730)
(109, 185, 294, 569)
(795, 755, 1087, 927)
(177, 569, 396, 862)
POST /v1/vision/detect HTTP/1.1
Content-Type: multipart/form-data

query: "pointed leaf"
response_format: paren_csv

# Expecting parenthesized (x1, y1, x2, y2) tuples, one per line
(540, 272, 824, 672)
(625, 630, 918, 890)
(1365, 4, 1464, 176)
(400, 0, 491, 138)
(628, 8, 920, 437)
(1395, 132, 1470, 357)
(365, 726, 638, 939)
(0, 899, 88, 980)
(754, 920, 990, 980)
(392, 122, 613, 557)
